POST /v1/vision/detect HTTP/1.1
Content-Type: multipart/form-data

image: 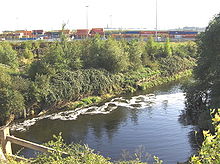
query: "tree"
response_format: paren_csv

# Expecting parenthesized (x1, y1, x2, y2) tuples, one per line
(65, 42, 83, 70)
(28, 43, 67, 78)
(163, 38, 172, 57)
(194, 13, 220, 108)
(82, 36, 104, 69)
(0, 71, 12, 88)
(0, 42, 18, 68)
(126, 40, 143, 71)
(100, 38, 129, 73)
(145, 37, 158, 60)
(183, 13, 220, 129)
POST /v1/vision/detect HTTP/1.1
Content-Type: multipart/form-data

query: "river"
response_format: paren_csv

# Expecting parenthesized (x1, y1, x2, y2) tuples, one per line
(11, 80, 198, 164)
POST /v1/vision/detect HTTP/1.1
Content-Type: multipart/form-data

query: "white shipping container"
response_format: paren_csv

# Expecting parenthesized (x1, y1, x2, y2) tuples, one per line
(174, 35, 182, 39)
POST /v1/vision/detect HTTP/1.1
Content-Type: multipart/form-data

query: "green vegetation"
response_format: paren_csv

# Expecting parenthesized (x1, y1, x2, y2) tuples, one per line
(66, 96, 102, 109)
(180, 12, 220, 164)
(3, 134, 162, 164)
(139, 69, 192, 90)
(0, 37, 197, 126)
(190, 109, 220, 163)
(2, 13, 220, 164)
(0, 42, 18, 68)
(183, 13, 220, 127)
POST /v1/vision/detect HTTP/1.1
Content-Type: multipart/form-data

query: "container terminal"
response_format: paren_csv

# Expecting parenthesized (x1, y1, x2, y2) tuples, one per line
(0, 28, 200, 42)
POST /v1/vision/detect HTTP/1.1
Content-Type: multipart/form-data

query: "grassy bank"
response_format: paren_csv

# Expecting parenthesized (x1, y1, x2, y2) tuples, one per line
(138, 70, 192, 90)
(49, 69, 192, 114)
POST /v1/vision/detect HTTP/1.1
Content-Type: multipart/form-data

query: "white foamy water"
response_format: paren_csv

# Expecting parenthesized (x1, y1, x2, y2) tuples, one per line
(11, 92, 184, 132)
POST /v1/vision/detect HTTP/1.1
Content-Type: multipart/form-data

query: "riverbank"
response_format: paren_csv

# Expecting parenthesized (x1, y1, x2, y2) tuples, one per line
(36, 69, 193, 118)
(138, 70, 192, 90)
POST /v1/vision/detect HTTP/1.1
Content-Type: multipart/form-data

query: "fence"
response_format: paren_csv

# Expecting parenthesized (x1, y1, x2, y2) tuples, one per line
(0, 126, 67, 162)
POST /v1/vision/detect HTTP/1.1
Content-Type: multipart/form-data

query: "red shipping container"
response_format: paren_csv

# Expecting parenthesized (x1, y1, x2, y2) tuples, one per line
(76, 29, 89, 36)
(90, 28, 104, 35)
(158, 31, 169, 34)
(140, 31, 155, 34)
(182, 34, 197, 38)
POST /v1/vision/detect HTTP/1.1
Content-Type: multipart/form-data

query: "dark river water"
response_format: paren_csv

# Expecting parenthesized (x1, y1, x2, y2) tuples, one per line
(11, 80, 198, 164)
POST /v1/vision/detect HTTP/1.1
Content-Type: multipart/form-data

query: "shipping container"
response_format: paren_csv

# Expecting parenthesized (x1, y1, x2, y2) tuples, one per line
(76, 29, 89, 35)
(123, 31, 140, 34)
(32, 30, 44, 35)
(158, 31, 169, 34)
(182, 34, 197, 38)
(111, 34, 122, 38)
(20, 38, 37, 40)
(182, 31, 198, 34)
(174, 35, 182, 39)
(140, 33, 155, 37)
(169, 34, 175, 38)
(169, 31, 198, 35)
(91, 28, 104, 32)
(38, 35, 47, 37)
(28, 35, 37, 38)
(140, 31, 155, 34)
(90, 28, 104, 36)
(16, 31, 32, 35)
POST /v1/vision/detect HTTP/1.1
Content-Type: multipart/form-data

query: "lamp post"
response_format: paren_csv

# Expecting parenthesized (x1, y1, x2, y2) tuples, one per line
(110, 15, 112, 28)
(155, 0, 158, 41)
(85, 5, 89, 29)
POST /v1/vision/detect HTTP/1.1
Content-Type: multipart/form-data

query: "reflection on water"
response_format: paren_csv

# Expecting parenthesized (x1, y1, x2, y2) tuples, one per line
(11, 80, 198, 164)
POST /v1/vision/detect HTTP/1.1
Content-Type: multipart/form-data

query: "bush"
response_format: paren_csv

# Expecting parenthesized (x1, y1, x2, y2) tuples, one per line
(190, 109, 220, 163)
(100, 38, 129, 73)
(0, 88, 25, 125)
(7, 134, 162, 164)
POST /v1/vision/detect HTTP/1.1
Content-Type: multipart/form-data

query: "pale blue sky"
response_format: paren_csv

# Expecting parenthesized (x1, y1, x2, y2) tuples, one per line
(0, 0, 219, 32)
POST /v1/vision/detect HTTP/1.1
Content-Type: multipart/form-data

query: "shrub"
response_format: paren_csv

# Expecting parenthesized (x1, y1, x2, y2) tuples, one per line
(190, 109, 220, 163)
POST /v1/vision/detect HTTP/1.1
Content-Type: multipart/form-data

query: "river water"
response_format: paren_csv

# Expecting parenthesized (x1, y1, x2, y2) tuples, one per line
(11, 80, 198, 164)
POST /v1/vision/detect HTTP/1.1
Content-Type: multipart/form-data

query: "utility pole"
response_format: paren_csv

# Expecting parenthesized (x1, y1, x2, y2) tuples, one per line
(110, 15, 112, 28)
(16, 17, 19, 31)
(155, 0, 158, 41)
(86, 5, 89, 29)
(85, 5, 89, 38)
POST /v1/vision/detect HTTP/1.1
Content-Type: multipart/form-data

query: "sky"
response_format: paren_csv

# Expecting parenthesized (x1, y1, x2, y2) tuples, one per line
(0, 0, 219, 32)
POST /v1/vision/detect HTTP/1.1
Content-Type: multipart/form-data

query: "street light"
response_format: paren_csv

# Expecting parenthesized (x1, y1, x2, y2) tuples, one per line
(155, 0, 158, 41)
(85, 5, 89, 29)
(109, 15, 112, 28)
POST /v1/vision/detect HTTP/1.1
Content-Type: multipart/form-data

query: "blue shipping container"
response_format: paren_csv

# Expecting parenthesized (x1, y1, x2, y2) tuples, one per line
(123, 31, 140, 34)
(183, 31, 198, 34)
(169, 31, 198, 35)
(20, 38, 37, 40)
